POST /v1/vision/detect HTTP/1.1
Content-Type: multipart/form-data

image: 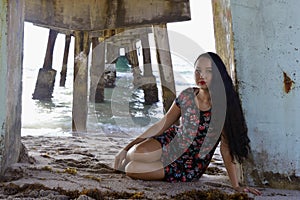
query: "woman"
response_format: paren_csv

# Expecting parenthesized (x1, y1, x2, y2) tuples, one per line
(114, 52, 261, 195)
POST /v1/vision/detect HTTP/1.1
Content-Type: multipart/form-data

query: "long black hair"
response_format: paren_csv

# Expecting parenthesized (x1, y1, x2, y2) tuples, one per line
(195, 52, 250, 163)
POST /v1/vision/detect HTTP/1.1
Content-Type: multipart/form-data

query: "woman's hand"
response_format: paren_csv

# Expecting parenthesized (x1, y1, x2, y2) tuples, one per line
(114, 148, 128, 171)
(233, 186, 262, 196)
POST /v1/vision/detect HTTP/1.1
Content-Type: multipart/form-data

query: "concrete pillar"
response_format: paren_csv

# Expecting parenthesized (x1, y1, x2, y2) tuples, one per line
(211, 0, 236, 84)
(211, 0, 243, 183)
(90, 37, 105, 103)
(140, 33, 159, 104)
(72, 31, 90, 132)
(124, 47, 131, 65)
(221, 0, 300, 189)
(127, 41, 142, 87)
(32, 29, 58, 100)
(59, 34, 71, 87)
(153, 24, 176, 113)
(106, 42, 119, 64)
(105, 43, 117, 88)
(0, 0, 24, 175)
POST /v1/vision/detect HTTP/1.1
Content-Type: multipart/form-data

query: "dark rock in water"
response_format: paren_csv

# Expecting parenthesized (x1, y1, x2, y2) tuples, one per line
(103, 56, 131, 88)
(104, 64, 117, 88)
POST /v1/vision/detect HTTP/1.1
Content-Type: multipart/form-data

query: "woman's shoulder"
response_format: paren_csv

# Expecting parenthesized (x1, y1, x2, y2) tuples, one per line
(179, 87, 198, 96)
(177, 87, 198, 101)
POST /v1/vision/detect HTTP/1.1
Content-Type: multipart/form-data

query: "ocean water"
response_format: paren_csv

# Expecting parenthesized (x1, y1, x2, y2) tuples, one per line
(21, 52, 196, 138)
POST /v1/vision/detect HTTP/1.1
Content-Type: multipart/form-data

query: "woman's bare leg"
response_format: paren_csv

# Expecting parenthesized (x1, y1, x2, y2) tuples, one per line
(124, 138, 165, 180)
(125, 160, 164, 180)
(117, 138, 162, 171)
(127, 138, 162, 162)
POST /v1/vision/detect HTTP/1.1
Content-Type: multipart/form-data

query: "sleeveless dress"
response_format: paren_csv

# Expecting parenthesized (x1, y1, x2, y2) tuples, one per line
(153, 87, 221, 182)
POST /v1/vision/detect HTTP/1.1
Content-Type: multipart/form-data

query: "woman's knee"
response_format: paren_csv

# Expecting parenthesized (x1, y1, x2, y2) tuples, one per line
(127, 139, 162, 162)
(135, 138, 161, 153)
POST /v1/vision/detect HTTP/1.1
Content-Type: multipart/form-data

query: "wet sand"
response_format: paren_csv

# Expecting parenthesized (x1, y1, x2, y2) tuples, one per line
(1, 133, 299, 199)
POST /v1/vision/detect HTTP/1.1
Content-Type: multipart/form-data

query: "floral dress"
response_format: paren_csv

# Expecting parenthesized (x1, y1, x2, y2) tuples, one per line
(154, 87, 221, 182)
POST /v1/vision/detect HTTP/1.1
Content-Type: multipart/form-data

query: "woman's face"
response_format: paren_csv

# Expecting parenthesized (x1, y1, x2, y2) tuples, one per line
(194, 56, 213, 89)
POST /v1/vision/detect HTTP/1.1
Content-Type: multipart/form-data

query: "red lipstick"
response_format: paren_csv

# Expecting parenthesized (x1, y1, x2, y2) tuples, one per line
(199, 81, 206, 85)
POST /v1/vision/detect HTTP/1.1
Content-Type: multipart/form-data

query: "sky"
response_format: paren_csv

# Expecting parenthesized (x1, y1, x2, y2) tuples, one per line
(23, 0, 215, 70)
(168, 0, 215, 52)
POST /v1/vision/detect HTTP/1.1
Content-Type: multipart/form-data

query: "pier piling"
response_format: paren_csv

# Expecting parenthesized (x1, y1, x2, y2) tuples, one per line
(32, 29, 58, 100)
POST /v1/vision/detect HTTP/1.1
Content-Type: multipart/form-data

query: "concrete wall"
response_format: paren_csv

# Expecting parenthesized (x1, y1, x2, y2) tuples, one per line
(0, 0, 24, 175)
(228, 0, 300, 188)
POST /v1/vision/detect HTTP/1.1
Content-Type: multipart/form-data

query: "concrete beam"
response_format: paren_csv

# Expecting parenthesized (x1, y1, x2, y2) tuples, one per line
(24, 0, 191, 31)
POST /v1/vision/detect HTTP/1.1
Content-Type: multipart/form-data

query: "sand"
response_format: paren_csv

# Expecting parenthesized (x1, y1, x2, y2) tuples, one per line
(1, 133, 299, 199)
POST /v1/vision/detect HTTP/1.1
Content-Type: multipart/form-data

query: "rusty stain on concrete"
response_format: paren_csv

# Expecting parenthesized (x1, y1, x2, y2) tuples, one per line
(283, 71, 295, 93)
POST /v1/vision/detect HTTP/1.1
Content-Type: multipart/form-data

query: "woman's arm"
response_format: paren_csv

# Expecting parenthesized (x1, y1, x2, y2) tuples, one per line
(123, 101, 181, 151)
(220, 134, 239, 188)
(220, 133, 261, 195)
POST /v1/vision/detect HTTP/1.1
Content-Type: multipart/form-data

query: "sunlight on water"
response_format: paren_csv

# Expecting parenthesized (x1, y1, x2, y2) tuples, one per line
(22, 58, 194, 137)
(22, 66, 74, 137)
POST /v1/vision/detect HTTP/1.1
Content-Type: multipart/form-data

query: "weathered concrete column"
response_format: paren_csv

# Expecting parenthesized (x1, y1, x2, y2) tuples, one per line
(127, 41, 142, 87)
(223, 0, 300, 189)
(105, 43, 117, 88)
(153, 24, 176, 112)
(124, 47, 131, 64)
(90, 38, 105, 103)
(140, 33, 159, 104)
(59, 34, 71, 87)
(0, 0, 24, 175)
(211, 0, 243, 183)
(211, 0, 236, 84)
(106, 42, 119, 64)
(72, 31, 90, 132)
(32, 29, 58, 100)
